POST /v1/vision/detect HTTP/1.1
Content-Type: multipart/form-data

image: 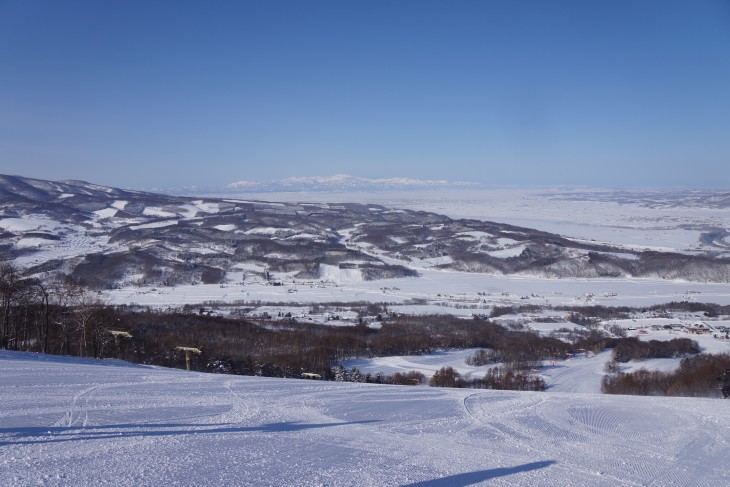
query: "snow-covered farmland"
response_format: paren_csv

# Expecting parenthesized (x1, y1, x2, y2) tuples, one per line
(319, 264, 364, 283)
(104, 269, 730, 309)
(129, 220, 178, 230)
(0, 216, 67, 234)
(141, 207, 177, 218)
(2, 350, 730, 486)
(93, 207, 118, 219)
(213, 224, 236, 231)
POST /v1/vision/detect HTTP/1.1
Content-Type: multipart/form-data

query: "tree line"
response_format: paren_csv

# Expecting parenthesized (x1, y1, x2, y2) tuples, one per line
(3, 261, 727, 396)
(1, 262, 599, 382)
(429, 365, 546, 391)
(602, 353, 730, 397)
(1, 263, 112, 357)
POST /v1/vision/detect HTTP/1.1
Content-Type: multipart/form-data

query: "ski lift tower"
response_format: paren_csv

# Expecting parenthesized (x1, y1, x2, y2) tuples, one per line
(175, 346, 202, 371)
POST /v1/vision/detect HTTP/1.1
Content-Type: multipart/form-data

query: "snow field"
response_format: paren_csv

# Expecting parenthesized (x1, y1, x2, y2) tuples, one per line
(105, 269, 730, 308)
(2, 351, 730, 486)
(344, 349, 501, 381)
(129, 220, 178, 230)
(0, 216, 67, 233)
(319, 264, 364, 283)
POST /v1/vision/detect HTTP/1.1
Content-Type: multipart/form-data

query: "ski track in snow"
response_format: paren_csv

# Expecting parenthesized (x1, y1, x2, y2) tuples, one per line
(2, 351, 730, 486)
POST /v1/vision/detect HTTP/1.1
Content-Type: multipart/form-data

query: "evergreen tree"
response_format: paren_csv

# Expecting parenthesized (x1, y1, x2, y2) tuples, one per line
(350, 367, 363, 383)
(334, 364, 348, 382)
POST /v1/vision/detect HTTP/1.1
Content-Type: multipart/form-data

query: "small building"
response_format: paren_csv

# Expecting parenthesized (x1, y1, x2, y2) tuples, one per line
(688, 322, 710, 334)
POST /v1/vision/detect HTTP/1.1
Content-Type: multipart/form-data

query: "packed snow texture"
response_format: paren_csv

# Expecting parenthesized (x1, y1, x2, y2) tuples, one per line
(2, 351, 730, 486)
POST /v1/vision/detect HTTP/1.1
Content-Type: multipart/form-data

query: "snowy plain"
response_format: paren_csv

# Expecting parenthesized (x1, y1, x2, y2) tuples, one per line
(3, 350, 730, 487)
(105, 269, 730, 309)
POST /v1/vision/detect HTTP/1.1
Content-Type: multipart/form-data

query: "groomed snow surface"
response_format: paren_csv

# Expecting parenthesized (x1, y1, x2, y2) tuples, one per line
(3, 351, 730, 486)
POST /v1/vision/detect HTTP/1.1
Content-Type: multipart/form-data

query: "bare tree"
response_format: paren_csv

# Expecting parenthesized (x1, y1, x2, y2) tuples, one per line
(52, 282, 82, 356)
(0, 262, 23, 349)
(29, 277, 51, 353)
(59, 284, 109, 358)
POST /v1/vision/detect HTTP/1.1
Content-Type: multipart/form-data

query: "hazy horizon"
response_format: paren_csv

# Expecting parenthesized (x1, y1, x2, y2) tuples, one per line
(5, 172, 730, 194)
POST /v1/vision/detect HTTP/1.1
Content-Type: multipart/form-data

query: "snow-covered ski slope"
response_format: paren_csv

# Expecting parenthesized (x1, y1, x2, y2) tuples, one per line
(3, 351, 730, 486)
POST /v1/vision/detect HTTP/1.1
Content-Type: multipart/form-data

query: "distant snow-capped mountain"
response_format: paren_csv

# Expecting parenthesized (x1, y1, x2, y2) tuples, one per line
(225, 174, 480, 192)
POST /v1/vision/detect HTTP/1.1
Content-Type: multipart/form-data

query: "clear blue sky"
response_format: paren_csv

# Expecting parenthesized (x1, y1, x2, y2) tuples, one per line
(1, 0, 729, 189)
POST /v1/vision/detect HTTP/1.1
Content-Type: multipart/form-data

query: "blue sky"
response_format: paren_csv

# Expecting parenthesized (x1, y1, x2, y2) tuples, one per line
(1, 0, 729, 189)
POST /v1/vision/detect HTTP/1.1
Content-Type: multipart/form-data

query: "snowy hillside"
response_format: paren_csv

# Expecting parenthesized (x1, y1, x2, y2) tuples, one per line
(4, 174, 730, 291)
(2, 351, 729, 486)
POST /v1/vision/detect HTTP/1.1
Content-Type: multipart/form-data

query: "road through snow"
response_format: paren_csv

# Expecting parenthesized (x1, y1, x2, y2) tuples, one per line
(2, 351, 730, 486)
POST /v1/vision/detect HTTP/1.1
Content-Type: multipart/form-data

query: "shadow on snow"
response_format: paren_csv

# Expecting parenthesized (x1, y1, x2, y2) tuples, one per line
(401, 461, 557, 486)
(0, 420, 381, 446)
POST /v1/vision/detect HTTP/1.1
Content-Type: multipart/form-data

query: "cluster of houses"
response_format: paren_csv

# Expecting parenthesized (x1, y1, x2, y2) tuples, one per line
(644, 322, 730, 336)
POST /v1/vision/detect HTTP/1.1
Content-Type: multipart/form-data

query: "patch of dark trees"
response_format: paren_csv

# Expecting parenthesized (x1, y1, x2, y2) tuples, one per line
(429, 365, 546, 391)
(611, 337, 700, 363)
(602, 353, 730, 397)
(492, 302, 730, 321)
(43, 310, 583, 380)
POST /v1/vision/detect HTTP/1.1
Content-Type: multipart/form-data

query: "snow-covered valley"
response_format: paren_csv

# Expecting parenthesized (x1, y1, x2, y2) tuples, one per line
(104, 269, 730, 310)
(3, 175, 730, 486)
(3, 350, 730, 486)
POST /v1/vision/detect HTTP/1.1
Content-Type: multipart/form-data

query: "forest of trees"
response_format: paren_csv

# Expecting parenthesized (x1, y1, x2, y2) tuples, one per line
(1, 263, 113, 357)
(429, 365, 546, 391)
(0, 261, 597, 386)
(2, 261, 727, 396)
(610, 337, 700, 363)
(602, 353, 730, 397)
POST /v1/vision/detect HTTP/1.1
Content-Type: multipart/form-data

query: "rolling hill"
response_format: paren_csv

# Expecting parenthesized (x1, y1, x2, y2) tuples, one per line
(2, 174, 730, 290)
